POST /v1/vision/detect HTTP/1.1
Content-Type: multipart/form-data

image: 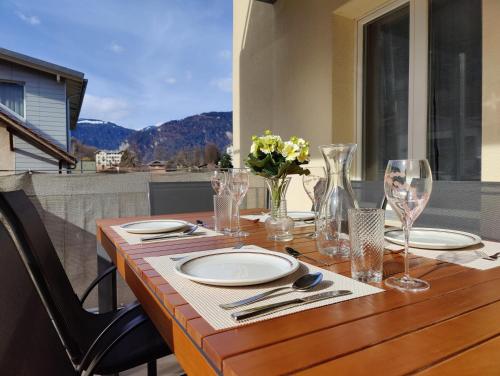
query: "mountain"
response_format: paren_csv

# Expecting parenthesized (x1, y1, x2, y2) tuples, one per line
(73, 119, 136, 150)
(127, 112, 232, 162)
(73, 112, 232, 163)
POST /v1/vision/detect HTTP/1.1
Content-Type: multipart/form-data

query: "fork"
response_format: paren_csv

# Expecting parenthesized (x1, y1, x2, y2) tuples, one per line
(480, 251, 500, 261)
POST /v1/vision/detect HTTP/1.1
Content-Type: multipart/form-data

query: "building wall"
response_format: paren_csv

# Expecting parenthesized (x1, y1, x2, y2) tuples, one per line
(482, 0, 500, 181)
(234, 0, 345, 210)
(0, 127, 14, 174)
(235, 0, 500, 208)
(0, 60, 67, 171)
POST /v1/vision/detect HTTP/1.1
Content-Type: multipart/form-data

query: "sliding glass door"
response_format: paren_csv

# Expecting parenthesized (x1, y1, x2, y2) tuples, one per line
(359, 0, 482, 181)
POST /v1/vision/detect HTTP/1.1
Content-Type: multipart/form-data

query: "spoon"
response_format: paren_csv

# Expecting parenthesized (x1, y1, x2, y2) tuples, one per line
(140, 225, 199, 242)
(219, 272, 323, 310)
(285, 247, 330, 267)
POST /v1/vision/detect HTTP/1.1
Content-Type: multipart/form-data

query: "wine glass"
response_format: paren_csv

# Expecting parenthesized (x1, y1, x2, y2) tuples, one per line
(227, 168, 250, 237)
(211, 170, 227, 196)
(384, 159, 433, 291)
(302, 167, 327, 238)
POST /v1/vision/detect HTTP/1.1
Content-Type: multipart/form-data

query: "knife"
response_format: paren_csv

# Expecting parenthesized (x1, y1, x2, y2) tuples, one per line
(231, 290, 352, 321)
(140, 232, 204, 242)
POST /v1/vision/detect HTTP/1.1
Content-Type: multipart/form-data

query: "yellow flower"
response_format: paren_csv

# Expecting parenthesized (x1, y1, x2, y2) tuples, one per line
(281, 141, 300, 161)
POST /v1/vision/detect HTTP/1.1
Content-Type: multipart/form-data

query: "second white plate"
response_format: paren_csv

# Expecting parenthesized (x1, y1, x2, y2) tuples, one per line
(288, 211, 316, 221)
(174, 251, 299, 286)
(120, 220, 189, 234)
(385, 227, 482, 250)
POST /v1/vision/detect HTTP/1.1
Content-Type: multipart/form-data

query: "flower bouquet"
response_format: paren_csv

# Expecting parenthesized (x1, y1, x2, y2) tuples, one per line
(245, 130, 311, 241)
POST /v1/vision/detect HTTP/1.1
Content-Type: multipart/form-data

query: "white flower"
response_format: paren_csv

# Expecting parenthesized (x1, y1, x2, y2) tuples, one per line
(281, 141, 300, 161)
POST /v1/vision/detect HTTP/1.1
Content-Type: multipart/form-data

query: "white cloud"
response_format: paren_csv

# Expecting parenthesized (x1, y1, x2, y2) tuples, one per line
(109, 42, 124, 53)
(211, 76, 232, 93)
(164, 77, 177, 85)
(80, 94, 129, 123)
(218, 49, 231, 59)
(17, 12, 40, 25)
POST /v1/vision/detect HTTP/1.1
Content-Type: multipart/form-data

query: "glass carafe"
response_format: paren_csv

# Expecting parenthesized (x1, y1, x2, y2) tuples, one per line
(316, 144, 358, 256)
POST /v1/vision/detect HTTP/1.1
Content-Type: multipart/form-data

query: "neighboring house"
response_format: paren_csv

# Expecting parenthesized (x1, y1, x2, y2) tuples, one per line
(0, 47, 86, 172)
(95, 150, 123, 171)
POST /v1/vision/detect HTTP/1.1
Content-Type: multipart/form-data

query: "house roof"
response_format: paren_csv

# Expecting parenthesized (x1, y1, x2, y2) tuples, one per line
(0, 47, 87, 130)
(0, 103, 77, 167)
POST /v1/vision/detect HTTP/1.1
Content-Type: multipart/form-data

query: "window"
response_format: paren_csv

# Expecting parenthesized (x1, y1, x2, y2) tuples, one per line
(0, 82, 24, 117)
(362, 4, 410, 180)
(358, 0, 482, 181)
(427, 0, 482, 180)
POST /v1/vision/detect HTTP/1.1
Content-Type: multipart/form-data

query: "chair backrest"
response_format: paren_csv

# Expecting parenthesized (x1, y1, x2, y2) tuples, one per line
(0, 215, 75, 374)
(149, 181, 214, 215)
(0, 190, 87, 362)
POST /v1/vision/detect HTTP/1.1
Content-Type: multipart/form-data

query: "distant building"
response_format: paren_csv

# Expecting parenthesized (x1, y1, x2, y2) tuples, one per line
(95, 150, 123, 171)
(0, 47, 86, 172)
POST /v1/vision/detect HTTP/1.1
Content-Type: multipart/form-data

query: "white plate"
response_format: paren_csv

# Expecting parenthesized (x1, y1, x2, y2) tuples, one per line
(385, 227, 482, 250)
(120, 220, 189, 234)
(287, 211, 316, 221)
(174, 251, 300, 286)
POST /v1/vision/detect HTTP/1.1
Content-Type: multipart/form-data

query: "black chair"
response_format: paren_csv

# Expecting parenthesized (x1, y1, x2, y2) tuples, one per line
(0, 190, 172, 375)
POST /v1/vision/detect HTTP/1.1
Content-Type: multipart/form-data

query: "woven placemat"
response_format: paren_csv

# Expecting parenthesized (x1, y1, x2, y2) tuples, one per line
(386, 240, 500, 270)
(111, 224, 223, 245)
(145, 245, 384, 330)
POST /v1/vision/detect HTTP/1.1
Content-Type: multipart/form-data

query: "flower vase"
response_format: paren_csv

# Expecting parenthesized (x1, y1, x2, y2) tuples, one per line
(316, 144, 358, 256)
(264, 177, 294, 242)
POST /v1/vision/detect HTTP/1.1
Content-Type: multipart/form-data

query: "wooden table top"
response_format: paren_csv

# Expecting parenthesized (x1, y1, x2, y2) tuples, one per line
(96, 210, 500, 376)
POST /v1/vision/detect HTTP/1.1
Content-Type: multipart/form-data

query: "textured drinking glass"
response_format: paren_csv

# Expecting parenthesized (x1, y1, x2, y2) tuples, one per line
(348, 208, 385, 283)
(213, 194, 232, 233)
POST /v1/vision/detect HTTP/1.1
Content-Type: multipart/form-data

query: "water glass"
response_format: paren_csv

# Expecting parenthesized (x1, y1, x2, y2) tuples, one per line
(213, 194, 232, 233)
(348, 208, 384, 283)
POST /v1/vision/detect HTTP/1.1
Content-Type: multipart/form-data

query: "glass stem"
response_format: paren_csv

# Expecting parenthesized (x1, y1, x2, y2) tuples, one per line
(403, 222, 411, 279)
(236, 203, 241, 234)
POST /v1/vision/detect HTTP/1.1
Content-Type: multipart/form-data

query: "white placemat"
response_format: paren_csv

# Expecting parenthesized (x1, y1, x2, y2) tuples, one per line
(145, 245, 384, 330)
(241, 214, 313, 228)
(385, 240, 500, 270)
(111, 224, 223, 245)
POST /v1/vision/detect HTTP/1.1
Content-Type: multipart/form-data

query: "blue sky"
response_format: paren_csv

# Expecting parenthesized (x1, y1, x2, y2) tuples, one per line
(0, 0, 232, 129)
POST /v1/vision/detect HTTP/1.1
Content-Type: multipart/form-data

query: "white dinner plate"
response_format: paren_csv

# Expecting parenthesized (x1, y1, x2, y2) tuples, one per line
(120, 220, 189, 234)
(174, 251, 300, 286)
(287, 211, 316, 221)
(385, 227, 482, 250)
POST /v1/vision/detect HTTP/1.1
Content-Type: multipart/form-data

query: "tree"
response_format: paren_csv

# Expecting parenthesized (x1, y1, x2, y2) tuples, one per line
(119, 149, 138, 167)
(204, 142, 221, 167)
(219, 152, 233, 169)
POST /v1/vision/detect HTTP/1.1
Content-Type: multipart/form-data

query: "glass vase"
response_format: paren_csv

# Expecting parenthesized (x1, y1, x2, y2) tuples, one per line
(264, 177, 294, 242)
(316, 144, 358, 256)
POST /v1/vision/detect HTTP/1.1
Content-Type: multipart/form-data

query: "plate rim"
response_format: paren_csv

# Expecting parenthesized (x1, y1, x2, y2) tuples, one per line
(385, 227, 482, 250)
(174, 250, 300, 286)
(287, 211, 316, 221)
(120, 219, 189, 234)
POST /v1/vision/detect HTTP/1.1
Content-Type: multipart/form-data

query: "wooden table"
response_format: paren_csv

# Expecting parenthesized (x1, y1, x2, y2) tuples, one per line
(96, 210, 500, 375)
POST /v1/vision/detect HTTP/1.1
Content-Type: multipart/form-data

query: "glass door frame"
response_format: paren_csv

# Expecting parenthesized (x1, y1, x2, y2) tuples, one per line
(354, 0, 429, 179)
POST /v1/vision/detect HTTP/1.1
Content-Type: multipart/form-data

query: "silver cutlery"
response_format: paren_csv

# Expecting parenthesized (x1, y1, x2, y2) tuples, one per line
(170, 242, 245, 261)
(231, 290, 352, 321)
(219, 272, 323, 310)
(481, 251, 500, 261)
(141, 225, 199, 242)
(285, 247, 329, 267)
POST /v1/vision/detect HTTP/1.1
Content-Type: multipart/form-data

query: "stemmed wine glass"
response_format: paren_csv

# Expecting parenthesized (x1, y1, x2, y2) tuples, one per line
(384, 159, 433, 291)
(227, 168, 250, 237)
(211, 170, 227, 195)
(302, 167, 327, 238)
